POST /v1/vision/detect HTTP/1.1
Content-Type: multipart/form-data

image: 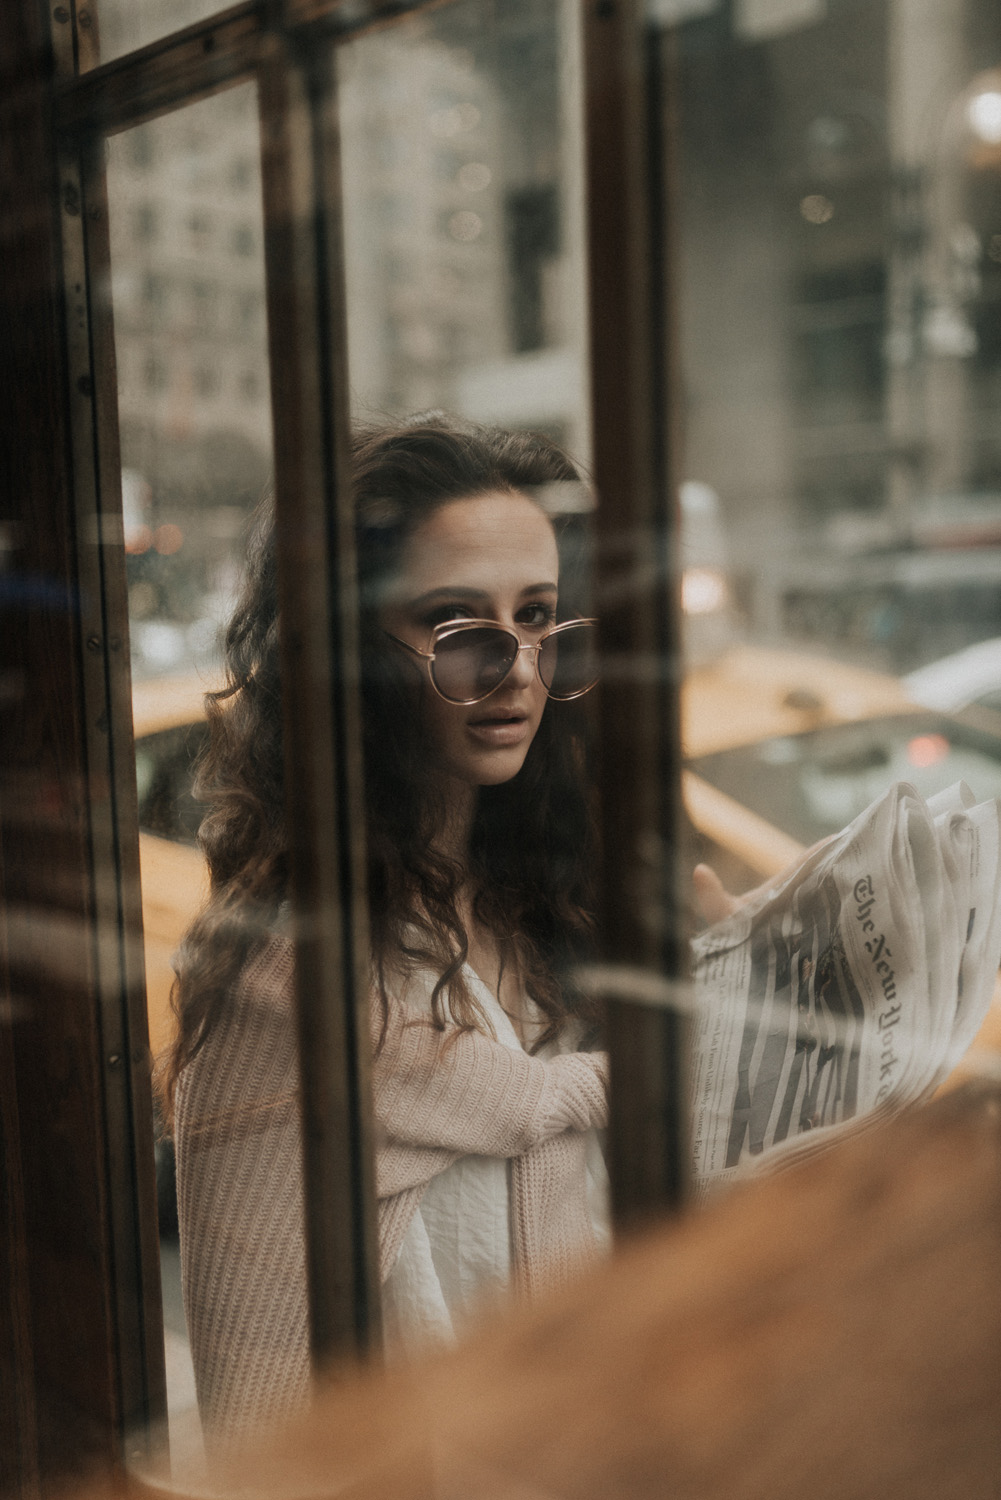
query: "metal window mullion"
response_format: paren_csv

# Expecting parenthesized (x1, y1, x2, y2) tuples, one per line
(583, 0, 690, 1228)
(257, 35, 381, 1367)
(52, 0, 449, 138)
(53, 3, 263, 136)
(53, 126, 167, 1452)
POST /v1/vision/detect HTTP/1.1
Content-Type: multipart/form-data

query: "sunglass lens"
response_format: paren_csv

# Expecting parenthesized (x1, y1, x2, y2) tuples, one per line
(539, 621, 599, 699)
(432, 626, 518, 703)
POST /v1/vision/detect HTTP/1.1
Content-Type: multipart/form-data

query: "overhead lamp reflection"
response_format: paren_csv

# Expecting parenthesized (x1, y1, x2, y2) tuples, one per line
(429, 102, 482, 139)
(682, 566, 729, 616)
(449, 210, 483, 243)
(457, 162, 492, 192)
(154, 523, 184, 556)
(125, 525, 153, 555)
(968, 89, 1001, 145)
(800, 193, 834, 225)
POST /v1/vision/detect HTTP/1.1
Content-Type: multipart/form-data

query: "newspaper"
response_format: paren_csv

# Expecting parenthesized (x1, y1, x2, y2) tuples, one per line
(691, 780, 1001, 1192)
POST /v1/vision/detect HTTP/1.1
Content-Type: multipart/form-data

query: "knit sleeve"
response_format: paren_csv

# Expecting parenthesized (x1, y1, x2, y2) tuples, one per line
(373, 1003, 609, 1161)
(174, 937, 312, 1439)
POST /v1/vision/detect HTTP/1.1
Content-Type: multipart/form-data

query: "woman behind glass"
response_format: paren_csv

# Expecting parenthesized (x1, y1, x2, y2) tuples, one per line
(164, 418, 609, 1439)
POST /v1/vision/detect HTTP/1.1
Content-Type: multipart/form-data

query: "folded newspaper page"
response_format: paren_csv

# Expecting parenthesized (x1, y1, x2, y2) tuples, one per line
(691, 780, 1001, 1192)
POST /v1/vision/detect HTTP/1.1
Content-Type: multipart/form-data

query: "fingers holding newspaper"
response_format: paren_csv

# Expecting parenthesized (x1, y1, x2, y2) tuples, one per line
(692, 863, 745, 924)
(689, 781, 1001, 1197)
(693, 837, 834, 926)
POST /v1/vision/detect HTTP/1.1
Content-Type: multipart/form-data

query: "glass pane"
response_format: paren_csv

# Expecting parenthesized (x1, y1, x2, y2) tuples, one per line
(668, 0, 1001, 1183)
(338, 0, 606, 1353)
(92, 0, 225, 68)
(340, 0, 590, 459)
(104, 81, 273, 1474)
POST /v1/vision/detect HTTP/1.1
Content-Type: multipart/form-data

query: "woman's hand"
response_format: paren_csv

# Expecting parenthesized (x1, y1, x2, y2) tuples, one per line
(694, 837, 835, 926)
(692, 863, 775, 924)
(692, 863, 742, 924)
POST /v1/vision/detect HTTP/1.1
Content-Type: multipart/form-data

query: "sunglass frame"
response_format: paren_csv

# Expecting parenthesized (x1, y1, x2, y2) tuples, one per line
(386, 616, 600, 705)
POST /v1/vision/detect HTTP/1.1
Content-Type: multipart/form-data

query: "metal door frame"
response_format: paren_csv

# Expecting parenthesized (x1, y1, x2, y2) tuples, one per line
(0, 0, 686, 1484)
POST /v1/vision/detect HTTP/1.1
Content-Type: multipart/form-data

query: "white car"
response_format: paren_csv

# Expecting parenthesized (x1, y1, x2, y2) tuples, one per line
(905, 638, 1001, 718)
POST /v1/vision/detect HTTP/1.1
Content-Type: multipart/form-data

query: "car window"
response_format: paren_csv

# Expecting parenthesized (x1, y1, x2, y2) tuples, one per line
(135, 722, 208, 845)
(690, 714, 1001, 849)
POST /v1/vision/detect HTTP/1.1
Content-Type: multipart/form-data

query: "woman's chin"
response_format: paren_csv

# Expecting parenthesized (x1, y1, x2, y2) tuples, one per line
(440, 744, 533, 789)
(478, 761, 528, 787)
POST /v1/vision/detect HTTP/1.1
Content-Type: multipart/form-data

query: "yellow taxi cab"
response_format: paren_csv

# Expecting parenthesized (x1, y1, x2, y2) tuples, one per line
(682, 643, 917, 882)
(133, 674, 212, 1060)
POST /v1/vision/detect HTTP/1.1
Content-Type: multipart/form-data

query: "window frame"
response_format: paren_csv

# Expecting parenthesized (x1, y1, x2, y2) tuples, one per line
(0, 0, 688, 1483)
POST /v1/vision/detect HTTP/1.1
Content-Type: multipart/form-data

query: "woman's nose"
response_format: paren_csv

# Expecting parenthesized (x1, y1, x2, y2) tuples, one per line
(507, 643, 538, 689)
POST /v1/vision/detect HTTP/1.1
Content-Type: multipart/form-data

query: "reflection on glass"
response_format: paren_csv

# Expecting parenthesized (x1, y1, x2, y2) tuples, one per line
(105, 79, 271, 1475)
(92, 0, 225, 68)
(673, 1, 1001, 1176)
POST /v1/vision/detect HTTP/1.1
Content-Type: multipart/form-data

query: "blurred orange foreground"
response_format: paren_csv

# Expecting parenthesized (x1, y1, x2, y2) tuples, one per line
(109, 1082, 1001, 1500)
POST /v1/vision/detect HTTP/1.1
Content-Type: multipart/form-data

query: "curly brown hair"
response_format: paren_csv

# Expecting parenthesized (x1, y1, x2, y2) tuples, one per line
(160, 416, 598, 1117)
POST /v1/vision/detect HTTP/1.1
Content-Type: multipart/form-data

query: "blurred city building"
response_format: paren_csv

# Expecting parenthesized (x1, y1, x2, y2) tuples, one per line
(106, 0, 588, 678)
(107, 84, 272, 677)
(104, 0, 1001, 677)
(339, 33, 508, 423)
(109, 99, 271, 454)
(340, 0, 590, 461)
(671, 0, 1001, 667)
(340, 0, 1001, 671)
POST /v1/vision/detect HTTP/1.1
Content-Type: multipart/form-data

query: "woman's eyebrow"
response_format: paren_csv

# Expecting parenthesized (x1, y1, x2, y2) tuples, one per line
(407, 582, 558, 609)
(407, 586, 492, 608)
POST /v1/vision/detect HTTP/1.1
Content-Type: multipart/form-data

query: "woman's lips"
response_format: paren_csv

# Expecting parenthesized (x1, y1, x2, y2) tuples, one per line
(466, 710, 529, 747)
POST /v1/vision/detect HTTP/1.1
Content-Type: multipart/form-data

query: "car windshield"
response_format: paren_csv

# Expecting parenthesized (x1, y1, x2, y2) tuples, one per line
(690, 713, 1001, 849)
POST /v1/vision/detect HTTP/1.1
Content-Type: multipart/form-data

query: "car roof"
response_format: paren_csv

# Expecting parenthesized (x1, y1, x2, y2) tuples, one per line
(683, 645, 917, 759)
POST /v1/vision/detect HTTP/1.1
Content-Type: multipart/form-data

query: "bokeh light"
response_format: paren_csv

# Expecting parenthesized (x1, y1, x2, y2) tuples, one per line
(154, 523, 184, 556)
(906, 734, 950, 769)
(968, 89, 1001, 145)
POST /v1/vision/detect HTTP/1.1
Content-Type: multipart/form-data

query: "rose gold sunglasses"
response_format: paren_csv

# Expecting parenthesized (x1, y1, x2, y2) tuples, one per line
(384, 617, 599, 705)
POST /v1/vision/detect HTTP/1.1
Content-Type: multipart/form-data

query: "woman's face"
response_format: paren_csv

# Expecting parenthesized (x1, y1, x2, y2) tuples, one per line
(380, 490, 560, 792)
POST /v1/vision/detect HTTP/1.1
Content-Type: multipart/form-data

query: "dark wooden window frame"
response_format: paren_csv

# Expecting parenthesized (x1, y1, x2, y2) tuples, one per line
(0, 0, 686, 1489)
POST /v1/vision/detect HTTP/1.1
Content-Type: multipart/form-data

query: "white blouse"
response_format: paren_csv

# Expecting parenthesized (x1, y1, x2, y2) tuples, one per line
(380, 966, 609, 1354)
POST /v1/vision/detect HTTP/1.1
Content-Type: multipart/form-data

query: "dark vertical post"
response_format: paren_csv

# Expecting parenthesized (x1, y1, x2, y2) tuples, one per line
(258, 33, 381, 1365)
(70, 133, 169, 1462)
(0, 0, 166, 1487)
(582, 0, 690, 1227)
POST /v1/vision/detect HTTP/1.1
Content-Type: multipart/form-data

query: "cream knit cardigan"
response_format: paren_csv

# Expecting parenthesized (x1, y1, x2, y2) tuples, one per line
(175, 936, 609, 1437)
